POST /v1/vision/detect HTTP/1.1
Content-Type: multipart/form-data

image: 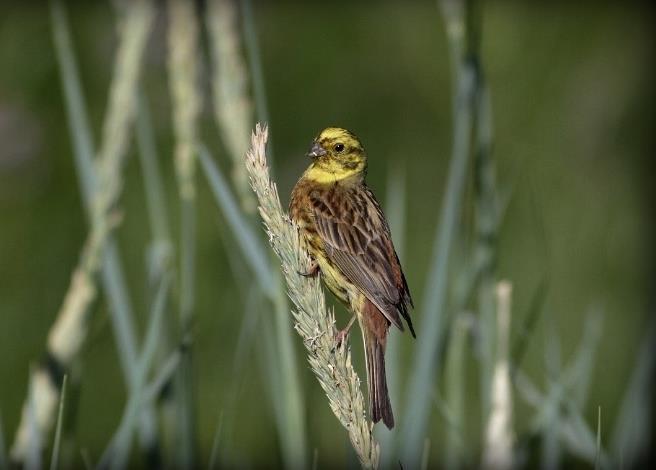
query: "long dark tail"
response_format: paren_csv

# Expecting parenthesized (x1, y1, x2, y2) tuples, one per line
(362, 301, 394, 429)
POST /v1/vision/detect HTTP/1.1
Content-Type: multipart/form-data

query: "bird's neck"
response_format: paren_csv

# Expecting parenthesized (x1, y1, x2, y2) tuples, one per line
(303, 162, 365, 185)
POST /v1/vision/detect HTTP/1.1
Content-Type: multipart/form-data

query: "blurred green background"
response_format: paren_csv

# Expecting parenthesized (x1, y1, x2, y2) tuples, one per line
(0, 1, 653, 467)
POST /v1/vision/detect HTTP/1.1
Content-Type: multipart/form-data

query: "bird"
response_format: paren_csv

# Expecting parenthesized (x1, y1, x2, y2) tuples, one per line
(289, 127, 414, 429)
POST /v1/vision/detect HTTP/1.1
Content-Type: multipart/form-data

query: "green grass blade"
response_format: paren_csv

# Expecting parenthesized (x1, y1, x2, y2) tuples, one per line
(142, 351, 181, 405)
(444, 313, 470, 470)
(610, 319, 655, 466)
(49, 376, 67, 470)
(595, 406, 601, 470)
(563, 311, 603, 407)
(511, 277, 549, 371)
(99, 273, 172, 470)
(482, 282, 514, 469)
(201, 145, 306, 467)
(49, 0, 96, 205)
(541, 329, 562, 470)
(400, 6, 477, 463)
(378, 165, 407, 468)
(136, 93, 171, 243)
(240, 0, 273, 162)
(472, 81, 498, 419)
(50, 0, 159, 457)
(198, 145, 274, 292)
(208, 411, 223, 470)
(25, 367, 42, 470)
(271, 276, 308, 470)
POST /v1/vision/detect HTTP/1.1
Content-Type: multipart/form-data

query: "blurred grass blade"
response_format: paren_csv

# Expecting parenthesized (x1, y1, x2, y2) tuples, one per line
(271, 277, 308, 470)
(595, 406, 601, 470)
(541, 328, 562, 470)
(472, 80, 498, 418)
(48, 375, 67, 470)
(401, 2, 478, 462)
(50, 0, 160, 458)
(139, 351, 181, 408)
(560, 396, 609, 467)
(377, 164, 406, 468)
(444, 313, 470, 470)
(136, 93, 171, 243)
(198, 145, 273, 292)
(563, 311, 603, 407)
(420, 438, 431, 470)
(166, 0, 202, 464)
(511, 277, 548, 371)
(482, 282, 514, 470)
(25, 370, 42, 470)
(240, 0, 273, 161)
(200, 145, 307, 467)
(206, 0, 256, 212)
(516, 331, 611, 468)
(208, 411, 223, 470)
(610, 318, 655, 466)
(12, 1, 155, 464)
(100, 273, 172, 470)
(50, 0, 96, 203)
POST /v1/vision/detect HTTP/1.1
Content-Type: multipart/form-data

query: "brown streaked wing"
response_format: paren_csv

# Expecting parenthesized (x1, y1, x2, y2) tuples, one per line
(310, 184, 412, 332)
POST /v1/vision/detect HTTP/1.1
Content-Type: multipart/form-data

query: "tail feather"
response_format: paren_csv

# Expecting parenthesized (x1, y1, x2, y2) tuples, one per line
(365, 335, 394, 429)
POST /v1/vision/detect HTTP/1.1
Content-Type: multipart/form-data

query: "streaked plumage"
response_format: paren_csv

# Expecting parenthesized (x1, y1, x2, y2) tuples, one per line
(290, 127, 414, 429)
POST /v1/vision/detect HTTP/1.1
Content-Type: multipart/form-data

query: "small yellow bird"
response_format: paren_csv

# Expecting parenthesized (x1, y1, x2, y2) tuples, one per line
(290, 127, 414, 429)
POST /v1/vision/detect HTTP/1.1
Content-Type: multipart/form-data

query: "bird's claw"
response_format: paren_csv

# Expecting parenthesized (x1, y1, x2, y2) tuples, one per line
(297, 261, 319, 278)
(332, 316, 356, 352)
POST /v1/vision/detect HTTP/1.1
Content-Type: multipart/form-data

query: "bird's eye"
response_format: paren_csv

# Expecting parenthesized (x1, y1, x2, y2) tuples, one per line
(334, 143, 345, 153)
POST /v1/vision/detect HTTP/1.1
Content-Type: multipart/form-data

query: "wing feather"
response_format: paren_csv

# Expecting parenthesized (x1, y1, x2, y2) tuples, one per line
(311, 184, 414, 334)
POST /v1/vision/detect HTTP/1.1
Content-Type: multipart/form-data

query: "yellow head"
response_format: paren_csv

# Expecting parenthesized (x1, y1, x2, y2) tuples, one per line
(304, 127, 367, 183)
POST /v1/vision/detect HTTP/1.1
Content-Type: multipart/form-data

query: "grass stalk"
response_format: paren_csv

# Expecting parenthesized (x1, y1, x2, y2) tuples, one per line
(514, 332, 611, 468)
(377, 166, 407, 468)
(481, 281, 514, 469)
(244, 124, 379, 468)
(135, 91, 177, 468)
(240, 0, 273, 161)
(610, 318, 655, 466)
(136, 93, 172, 245)
(473, 78, 498, 422)
(48, 375, 67, 470)
(25, 367, 43, 470)
(99, 273, 172, 470)
(443, 316, 469, 470)
(10, 1, 154, 462)
(595, 406, 602, 470)
(400, 0, 480, 463)
(271, 274, 308, 470)
(199, 146, 273, 291)
(207, 3, 308, 460)
(206, 0, 256, 212)
(199, 145, 307, 468)
(444, 313, 470, 470)
(166, 0, 202, 465)
(51, 2, 161, 458)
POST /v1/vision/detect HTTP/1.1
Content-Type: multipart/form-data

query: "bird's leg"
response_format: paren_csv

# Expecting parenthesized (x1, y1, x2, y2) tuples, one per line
(334, 315, 356, 349)
(297, 259, 320, 277)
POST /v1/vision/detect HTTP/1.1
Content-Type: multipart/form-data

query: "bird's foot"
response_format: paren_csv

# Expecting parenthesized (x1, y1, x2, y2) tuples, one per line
(333, 316, 356, 351)
(297, 260, 319, 278)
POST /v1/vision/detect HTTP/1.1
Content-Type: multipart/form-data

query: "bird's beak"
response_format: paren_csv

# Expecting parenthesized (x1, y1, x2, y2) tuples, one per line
(307, 142, 327, 159)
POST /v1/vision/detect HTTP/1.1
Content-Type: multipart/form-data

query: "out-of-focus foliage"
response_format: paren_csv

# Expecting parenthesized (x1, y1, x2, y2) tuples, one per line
(0, 1, 652, 467)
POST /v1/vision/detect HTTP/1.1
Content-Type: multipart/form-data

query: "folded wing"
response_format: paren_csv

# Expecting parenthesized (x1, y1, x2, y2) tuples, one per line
(310, 185, 414, 335)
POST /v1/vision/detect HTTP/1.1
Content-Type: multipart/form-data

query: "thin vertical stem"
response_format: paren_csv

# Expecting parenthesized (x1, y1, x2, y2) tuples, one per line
(166, 0, 202, 465)
(400, 1, 478, 463)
